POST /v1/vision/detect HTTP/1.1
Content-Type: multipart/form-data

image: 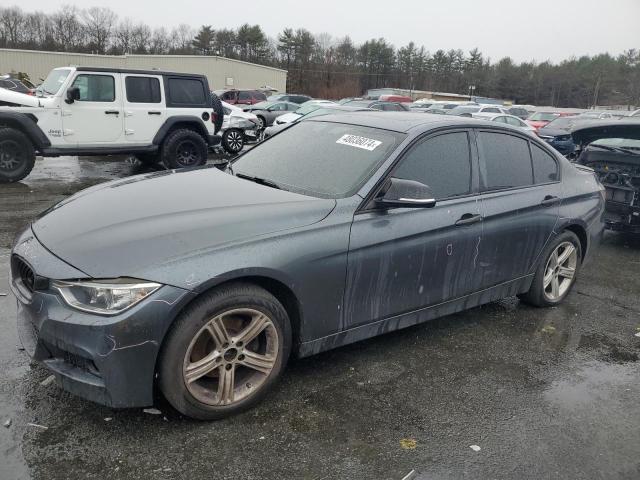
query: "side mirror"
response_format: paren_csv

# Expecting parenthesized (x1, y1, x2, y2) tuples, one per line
(375, 177, 436, 209)
(65, 87, 80, 104)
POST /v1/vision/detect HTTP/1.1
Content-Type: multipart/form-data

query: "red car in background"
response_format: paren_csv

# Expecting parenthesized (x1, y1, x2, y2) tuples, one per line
(527, 111, 574, 130)
(214, 89, 267, 106)
(378, 94, 413, 103)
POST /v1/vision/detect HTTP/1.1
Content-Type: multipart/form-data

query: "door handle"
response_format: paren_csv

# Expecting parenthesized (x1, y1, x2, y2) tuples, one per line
(148, 111, 162, 115)
(455, 213, 482, 226)
(540, 195, 560, 207)
(105, 110, 120, 115)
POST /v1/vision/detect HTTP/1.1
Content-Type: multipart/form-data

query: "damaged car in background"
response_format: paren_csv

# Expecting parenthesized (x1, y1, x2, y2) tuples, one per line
(11, 113, 604, 420)
(573, 121, 640, 232)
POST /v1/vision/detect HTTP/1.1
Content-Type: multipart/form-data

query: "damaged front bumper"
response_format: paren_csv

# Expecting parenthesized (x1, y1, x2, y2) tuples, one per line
(11, 227, 193, 408)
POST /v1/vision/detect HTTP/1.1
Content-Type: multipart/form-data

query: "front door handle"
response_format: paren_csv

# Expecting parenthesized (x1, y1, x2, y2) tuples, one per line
(105, 110, 120, 115)
(455, 213, 482, 226)
(540, 195, 560, 207)
(148, 111, 162, 115)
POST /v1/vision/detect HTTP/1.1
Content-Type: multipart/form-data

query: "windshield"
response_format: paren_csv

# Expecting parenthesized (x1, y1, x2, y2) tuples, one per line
(233, 121, 405, 198)
(530, 112, 560, 121)
(39, 68, 71, 96)
(252, 101, 275, 109)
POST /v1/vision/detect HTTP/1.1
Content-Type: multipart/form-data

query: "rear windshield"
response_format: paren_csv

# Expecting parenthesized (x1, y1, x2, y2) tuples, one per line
(232, 121, 405, 198)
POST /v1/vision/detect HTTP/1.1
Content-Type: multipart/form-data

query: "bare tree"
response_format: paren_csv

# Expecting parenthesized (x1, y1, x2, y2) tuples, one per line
(51, 5, 84, 51)
(170, 24, 194, 54)
(149, 27, 169, 54)
(131, 23, 151, 54)
(0, 6, 24, 47)
(82, 6, 117, 54)
(114, 18, 134, 54)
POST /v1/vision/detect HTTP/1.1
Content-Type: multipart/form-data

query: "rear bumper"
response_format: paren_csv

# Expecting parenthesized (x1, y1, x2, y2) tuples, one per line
(208, 134, 221, 146)
(11, 228, 193, 408)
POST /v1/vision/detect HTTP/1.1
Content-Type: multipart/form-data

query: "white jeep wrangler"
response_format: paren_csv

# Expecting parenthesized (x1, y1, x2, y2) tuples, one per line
(0, 66, 224, 183)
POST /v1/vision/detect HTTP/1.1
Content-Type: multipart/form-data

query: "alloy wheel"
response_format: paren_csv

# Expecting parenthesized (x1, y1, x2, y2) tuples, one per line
(543, 241, 578, 301)
(0, 140, 25, 171)
(226, 130, 244, 152)
(175, 140, 200, 166)
(182, 308, 279, 406)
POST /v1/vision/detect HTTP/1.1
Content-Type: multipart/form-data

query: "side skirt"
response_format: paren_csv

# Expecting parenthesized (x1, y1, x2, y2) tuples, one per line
(297, 275, 534, 358)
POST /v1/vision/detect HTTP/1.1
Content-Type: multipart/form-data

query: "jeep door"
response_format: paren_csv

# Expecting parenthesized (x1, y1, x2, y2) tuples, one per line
(344, 130, 483, 330)
(122, 74, 165, 144)
(62, 72, 124, 145)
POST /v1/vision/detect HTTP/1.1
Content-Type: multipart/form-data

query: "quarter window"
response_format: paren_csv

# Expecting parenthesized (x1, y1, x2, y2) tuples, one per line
(167, 78, 206, 105)
(71, 74, 115, 102)
(125, 76, 161, 103)
(478, 132, 533, 190)
(531, 144, 559, 183)
(393, 132, 472, 200)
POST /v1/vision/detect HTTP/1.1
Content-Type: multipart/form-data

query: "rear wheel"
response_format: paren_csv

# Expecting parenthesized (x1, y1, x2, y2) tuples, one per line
(0, 127, 35, 183)
(161, 129, 208, 169)
(222, 128, 244, 154)
(518, 231, 582, 307)
(159, 283, 291, 420)
(256, 116, 266, 129)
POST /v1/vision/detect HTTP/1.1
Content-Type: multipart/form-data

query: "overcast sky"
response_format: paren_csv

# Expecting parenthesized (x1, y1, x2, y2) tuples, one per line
(22, 0, 640, 63)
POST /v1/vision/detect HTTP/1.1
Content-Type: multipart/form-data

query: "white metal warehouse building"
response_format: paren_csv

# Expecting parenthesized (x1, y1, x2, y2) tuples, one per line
(0, 48, 287, 92)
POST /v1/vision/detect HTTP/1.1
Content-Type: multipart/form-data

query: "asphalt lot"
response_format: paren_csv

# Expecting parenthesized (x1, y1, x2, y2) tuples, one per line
(1, 154, 639, 480)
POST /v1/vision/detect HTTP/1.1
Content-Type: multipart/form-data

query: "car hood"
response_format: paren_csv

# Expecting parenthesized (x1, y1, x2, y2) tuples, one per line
(538, 127, 571, 137)
(32, 167, 336, 286)
(0, 87, 40, 107)
(571, 121, 640, 146)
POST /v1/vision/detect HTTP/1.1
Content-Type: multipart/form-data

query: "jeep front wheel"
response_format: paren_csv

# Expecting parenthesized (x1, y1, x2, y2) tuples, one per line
(0, 127, 36, 183)
(161, 129, 208, 169)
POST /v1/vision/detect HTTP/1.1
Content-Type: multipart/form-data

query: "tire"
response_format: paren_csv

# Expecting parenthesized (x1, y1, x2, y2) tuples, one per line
(210, 93, 224, 134)
(161, 129, 208, 169)
(256, 116, 266, 129)
(158, 283, 292, 420)
(222, 128, 244, 154)
(0, 127, 35, 183)
(518, 230, 582, 307)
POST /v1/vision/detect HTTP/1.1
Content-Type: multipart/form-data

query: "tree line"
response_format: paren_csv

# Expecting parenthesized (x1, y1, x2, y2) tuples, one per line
(1, 5, 639, 108)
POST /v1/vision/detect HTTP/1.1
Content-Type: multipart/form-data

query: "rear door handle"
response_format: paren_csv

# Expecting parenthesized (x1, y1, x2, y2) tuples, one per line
(105, 110, 120, 115)
(455, 213, 482, 226)
(540, 195, 560, 206)
(148, 111, 162, 115)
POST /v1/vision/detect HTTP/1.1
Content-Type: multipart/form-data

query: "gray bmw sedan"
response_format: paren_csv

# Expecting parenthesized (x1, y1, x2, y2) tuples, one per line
(11, 113, 605, 419)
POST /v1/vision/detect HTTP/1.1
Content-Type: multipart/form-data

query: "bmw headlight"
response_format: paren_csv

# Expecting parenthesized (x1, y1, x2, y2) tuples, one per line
(52, 278, 161, 315)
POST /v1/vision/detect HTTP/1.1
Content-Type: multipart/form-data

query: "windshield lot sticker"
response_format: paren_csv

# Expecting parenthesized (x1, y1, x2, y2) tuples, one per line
(336, 134, 382, 151)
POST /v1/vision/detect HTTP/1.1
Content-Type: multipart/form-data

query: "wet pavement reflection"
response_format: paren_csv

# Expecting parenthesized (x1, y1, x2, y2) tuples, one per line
(0, 155, 638, 479)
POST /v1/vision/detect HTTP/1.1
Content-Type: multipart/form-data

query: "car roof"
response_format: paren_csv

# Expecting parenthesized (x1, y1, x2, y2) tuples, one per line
(74, 66, 207, 78)
(306, 111, 511, 133)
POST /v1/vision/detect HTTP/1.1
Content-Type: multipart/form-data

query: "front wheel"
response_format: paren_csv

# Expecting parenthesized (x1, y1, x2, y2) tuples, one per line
(0, 127, 35, 183)
(222, 128, 244, 154)
(518, 231, 582, 307)
(159, 283, 291, 420)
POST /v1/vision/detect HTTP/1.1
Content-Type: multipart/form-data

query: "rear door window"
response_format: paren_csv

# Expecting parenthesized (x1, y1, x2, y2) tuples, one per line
(125, 76, 161, 103)
(393, 132, 472, 200)
(477, 131, 533, 191)
(531, 143, 559, 183)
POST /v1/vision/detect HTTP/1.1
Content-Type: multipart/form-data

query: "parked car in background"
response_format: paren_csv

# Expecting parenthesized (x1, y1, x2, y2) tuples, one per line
(575, 111, 615, 120)
(219, 101, 261, 154)
(341, 99, 411, 111)
(267, 93, 312, 104)
(337, 97, 364, 104)
(477, 113, 537, 135)
(448, 105, 507, 117)
(630, 109, 640, 117)
(409, 102, 434, 111)
(378, 94, 412, 103)
(243, 101, 299, 128)
(424, 102, 462, 114)
(264, 104, 373, 139)
(0, 75, 34, 95)
(537, 117, 585, 155)
(214, 89, 267, 106)
(273, 100, 336, 125)
(507, 106, 531, 120)
(573, 121, 640, 232)
(527, 111, 573, 130)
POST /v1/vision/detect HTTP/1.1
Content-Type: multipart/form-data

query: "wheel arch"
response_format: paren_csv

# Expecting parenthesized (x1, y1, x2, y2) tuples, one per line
(153, 116, 210, 146)
(0, 111, 50, 150)
(560, 221, 588, 261)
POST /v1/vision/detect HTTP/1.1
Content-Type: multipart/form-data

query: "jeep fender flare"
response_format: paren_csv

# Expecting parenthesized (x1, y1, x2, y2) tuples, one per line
(153, 116, 213, 147)
(0, 111, 50, 151)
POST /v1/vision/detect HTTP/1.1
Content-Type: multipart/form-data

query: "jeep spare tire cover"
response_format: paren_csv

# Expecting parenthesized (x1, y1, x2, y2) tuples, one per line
(210, 92, 224, 134)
